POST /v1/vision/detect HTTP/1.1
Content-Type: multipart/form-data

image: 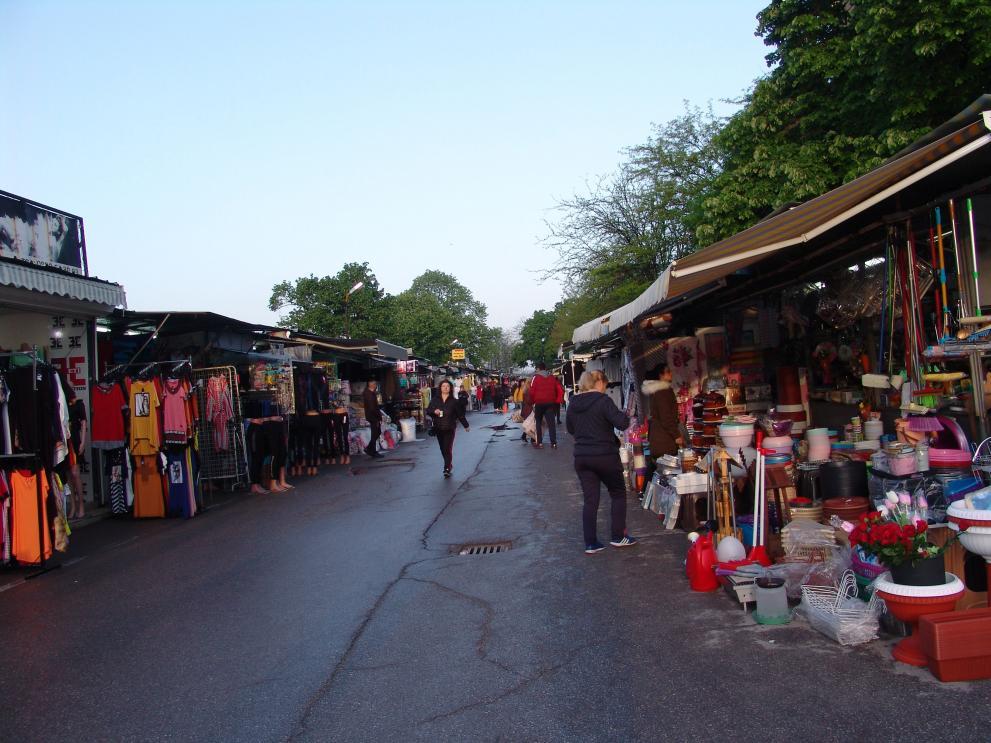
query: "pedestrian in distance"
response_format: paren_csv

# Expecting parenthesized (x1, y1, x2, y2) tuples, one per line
(566, 370, 637, 554)
(475, 383, 483, 411)
(642, 362, 682, 460)
(427, 379, 470, 477)
(520, 378, 533, 443)
(362, 379, 384, 458)
(529, 362, 565, 449)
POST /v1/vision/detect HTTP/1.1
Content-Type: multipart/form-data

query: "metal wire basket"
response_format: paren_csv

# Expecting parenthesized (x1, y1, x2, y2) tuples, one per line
(800, 570, 881, 645)
(972, 437, 991, 473)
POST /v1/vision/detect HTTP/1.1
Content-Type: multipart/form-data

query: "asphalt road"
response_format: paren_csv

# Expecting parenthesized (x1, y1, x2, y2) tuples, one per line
(1, 408, 989, 742)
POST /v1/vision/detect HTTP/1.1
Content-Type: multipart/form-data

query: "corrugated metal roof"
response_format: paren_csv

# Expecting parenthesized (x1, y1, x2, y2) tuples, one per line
(0, 257, 126, 310)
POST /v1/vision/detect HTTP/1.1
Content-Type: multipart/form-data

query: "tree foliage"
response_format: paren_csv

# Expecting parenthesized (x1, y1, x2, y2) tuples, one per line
(513, 308, 558, 366)
(388, 271, 496, 363)
(697, 0, 991, 244)
(268, 262, 393, 339)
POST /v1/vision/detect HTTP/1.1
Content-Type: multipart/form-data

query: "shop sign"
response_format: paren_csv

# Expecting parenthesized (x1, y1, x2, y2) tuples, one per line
(451, 348, 465, 360)
(0, 194, 85, 274)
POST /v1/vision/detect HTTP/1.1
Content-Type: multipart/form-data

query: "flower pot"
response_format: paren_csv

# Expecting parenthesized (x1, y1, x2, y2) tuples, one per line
(889, 552, 945, 586)
(875, 572, 965, 666)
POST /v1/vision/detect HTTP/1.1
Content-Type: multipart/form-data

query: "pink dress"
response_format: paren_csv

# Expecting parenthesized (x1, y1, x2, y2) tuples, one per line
(162, 378, 190, 445)
(205, 376, 234, 451)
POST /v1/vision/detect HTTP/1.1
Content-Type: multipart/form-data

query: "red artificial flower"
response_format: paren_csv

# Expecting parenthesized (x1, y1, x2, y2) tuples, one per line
(915, 520, 928, 533)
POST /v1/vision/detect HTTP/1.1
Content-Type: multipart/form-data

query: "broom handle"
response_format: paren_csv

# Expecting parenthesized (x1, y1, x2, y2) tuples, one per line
(936, 207, 951, 337)
(950, 199, 972, 318)
(968, 197, 982, 316)
(929, 226, 943, 337)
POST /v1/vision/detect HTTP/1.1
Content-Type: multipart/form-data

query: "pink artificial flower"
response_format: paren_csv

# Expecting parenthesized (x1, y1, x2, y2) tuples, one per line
(917, 496, 929, 509)
(898, 492, 912, 505)
(840, 521, 855, 534)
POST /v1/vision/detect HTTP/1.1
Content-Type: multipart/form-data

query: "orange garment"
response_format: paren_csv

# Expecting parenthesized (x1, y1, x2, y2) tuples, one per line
(130, 380, 162, 456)
(11, 470, 52, 564)
(133, 455, 166, 518)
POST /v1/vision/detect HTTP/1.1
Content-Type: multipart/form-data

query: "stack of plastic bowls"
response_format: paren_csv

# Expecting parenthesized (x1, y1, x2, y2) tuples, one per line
(718, 420, 754, 449)
(806, 427, 831, 462)
(864, 419, 884, 441)
(763, 435, 793, 456)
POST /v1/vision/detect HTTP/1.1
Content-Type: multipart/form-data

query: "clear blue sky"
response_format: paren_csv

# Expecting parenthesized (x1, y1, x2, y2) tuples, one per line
(2, 1, 770, 332)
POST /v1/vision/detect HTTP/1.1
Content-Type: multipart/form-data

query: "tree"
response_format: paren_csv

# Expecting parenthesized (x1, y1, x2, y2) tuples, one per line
(387, 271, 496, 363)
(485, 328, 518, 371)
(697, 0, 991, 244)
(269, 262, 394, 339)
(543, 104, 723, 340)
(513, 308, 558, 366)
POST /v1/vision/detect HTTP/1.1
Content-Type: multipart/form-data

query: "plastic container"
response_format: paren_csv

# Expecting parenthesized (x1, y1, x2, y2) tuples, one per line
(915, 443, 929, 471)
(755, 577, 791, 624)
(919, 608, 991, 682)
(885, 452, 918, 476)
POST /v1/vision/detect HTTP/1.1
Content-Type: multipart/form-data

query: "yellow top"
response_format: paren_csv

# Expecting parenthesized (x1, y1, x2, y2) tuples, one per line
(130, 380, 161, 455)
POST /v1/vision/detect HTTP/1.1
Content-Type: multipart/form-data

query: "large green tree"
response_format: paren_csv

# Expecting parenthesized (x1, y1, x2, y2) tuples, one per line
(388, 271, 496, 363)
(543, 104, 723, 344)
(513, 308, 558, 366)
(697, 0, 991, 244)
(268, 262, 393, 339)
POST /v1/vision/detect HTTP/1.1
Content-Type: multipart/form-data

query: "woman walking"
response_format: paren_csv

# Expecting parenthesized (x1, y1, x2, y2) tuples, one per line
(427, 379, 470, 477)
(565, 370, 637, 554)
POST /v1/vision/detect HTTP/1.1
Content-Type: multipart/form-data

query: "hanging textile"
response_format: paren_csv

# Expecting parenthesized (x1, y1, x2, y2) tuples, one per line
(129, 380, 161, 456)
(162, 378, 192, 445)
(205, 375, 234, 451)
(91, 382, 127, 449)
(10, 469, 51, 564)
(132, 454, 165, 519)
(104, 447, 129, 515)
(165, 449, 196, 519)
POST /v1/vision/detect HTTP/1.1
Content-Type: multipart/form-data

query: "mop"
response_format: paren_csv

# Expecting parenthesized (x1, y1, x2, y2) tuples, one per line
(949, 199, 971, 318)
(968, 197, 983, 317)
(929, 225, 944, 337)
(748, 432, 771, 566)
(936, 207, 953, 340)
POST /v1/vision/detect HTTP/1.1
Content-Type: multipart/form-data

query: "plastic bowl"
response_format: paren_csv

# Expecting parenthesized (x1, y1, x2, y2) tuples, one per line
(721, 433, 754, 449)
(764, 436, 792, 448)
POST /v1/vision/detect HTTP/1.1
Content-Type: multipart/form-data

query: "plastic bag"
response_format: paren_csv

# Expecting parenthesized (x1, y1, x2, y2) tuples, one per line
(522, 412, 536, 438)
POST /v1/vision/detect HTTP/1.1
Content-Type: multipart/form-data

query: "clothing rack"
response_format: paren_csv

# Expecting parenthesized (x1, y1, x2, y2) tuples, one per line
(100, 358, 192, 381)
(0, 348, 59, 577)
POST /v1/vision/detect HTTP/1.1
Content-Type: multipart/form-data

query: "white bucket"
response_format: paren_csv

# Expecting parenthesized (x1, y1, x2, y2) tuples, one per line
(400, 418, 417, 442)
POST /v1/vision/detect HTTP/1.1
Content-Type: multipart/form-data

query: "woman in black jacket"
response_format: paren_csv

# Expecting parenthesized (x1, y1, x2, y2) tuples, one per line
(427, 379, 470, 477)
(565, 370, 637, 554)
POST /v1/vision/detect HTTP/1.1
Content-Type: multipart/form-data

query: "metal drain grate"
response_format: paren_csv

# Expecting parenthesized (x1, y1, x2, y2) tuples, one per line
(456, 541, 513, 556)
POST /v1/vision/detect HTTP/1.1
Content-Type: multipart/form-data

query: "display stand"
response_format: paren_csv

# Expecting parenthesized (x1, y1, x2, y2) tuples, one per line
(192, 365, 249, 494)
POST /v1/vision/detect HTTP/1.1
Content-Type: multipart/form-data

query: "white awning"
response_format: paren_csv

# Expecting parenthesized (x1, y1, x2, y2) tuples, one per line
(0, 260, 126, 314)
(572, 267, 670, 346)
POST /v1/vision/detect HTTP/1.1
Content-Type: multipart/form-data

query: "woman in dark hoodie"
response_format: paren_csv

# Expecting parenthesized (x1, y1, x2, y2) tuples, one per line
(427, 379, 470, 478)
(565, 370, 637, 554)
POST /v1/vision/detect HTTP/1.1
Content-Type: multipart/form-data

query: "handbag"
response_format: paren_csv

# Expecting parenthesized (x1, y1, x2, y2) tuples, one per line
(522, 412, 537, 438)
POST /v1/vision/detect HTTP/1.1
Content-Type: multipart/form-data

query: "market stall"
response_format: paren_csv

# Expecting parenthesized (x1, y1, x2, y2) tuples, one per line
(579, 101, 991, 679)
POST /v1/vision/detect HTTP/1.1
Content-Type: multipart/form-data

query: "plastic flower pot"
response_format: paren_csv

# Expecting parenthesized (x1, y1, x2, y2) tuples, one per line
(888, 553, 946, 587)
(875, 572, 964, 666)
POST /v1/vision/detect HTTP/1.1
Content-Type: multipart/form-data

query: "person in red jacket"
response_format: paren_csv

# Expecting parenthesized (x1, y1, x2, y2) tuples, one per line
(530, 362, 565, 449)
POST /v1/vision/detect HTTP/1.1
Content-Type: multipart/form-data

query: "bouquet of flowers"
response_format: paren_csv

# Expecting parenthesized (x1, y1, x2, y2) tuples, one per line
(844, 491, 944, 568)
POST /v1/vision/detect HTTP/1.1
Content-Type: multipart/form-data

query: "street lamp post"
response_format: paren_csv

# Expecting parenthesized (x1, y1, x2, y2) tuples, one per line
(540, 336, 547, 365)
(344, 281, 365, 338)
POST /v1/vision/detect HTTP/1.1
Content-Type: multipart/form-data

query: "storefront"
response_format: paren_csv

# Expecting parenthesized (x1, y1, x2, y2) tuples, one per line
(1, 190, 126, 565)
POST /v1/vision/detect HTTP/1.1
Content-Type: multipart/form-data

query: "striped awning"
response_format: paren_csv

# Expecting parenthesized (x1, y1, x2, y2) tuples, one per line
(666, 113, 991, 298)
(0, 258, 126, 313)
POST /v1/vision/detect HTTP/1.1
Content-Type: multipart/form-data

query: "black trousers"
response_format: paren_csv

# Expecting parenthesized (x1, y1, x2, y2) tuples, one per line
(574, 453, 626, 544)
(366, 420, 381, 453)
(436, 428, 456, 470)
(301, 414, 323, 466)
(534, 404, 557, 445)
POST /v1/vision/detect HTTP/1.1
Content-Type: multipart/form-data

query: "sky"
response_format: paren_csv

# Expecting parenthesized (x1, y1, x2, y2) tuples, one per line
(1, 0, 770, 333)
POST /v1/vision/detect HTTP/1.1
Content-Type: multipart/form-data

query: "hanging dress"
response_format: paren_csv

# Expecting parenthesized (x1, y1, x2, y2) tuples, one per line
(129, 380, 162, 456)
(162, 378, 191, 445)
(10, 469, 51, 564)
(205, 375, 234, 451)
